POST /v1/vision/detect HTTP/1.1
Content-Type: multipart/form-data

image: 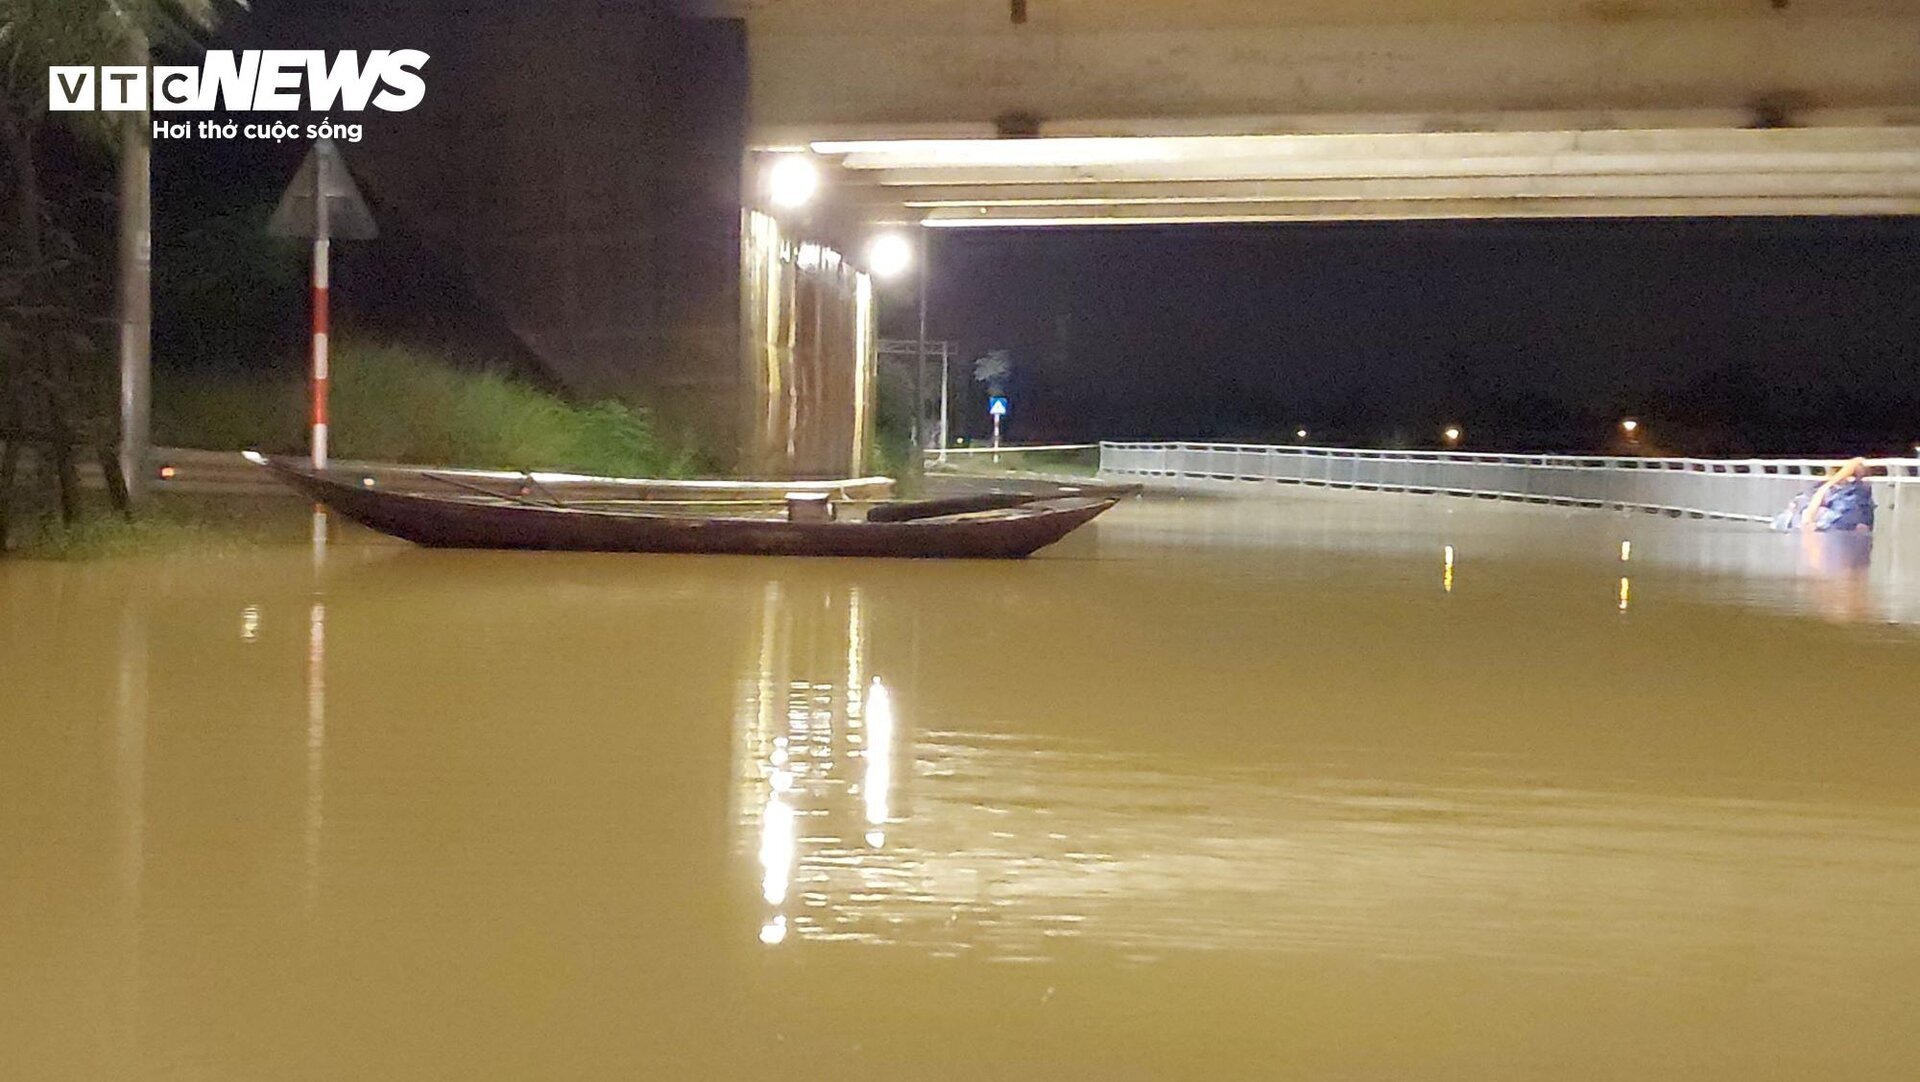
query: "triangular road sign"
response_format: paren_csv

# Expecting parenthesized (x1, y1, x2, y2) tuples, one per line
(268, 139, 378, 240)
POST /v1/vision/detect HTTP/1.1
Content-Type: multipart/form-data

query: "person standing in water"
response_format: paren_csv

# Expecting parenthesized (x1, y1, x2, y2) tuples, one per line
(1774, 457, 1876, 533)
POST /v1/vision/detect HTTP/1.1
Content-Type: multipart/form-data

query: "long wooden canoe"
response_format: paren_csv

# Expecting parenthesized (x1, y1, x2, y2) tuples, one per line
(866, 481, 1144, 523)
(259, 459, 1117, 558)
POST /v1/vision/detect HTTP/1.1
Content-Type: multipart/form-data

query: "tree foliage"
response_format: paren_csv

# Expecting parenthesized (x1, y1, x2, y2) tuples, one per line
(0, 0, 241, 541)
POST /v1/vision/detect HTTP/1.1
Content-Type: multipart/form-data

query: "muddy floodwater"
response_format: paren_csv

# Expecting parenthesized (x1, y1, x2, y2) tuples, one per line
(3, 491, 1917, 1080)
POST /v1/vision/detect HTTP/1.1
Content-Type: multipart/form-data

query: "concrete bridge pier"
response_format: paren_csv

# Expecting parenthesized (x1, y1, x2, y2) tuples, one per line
(256, 1, 876, 479)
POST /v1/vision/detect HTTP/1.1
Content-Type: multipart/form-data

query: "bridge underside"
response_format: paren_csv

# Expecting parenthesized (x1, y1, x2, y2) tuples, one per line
(803, 126, 1920, 227)
(736, 0, 1920, 225)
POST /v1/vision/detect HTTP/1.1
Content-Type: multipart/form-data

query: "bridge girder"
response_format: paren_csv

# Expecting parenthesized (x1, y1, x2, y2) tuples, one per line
(735, 1, 1920, 224)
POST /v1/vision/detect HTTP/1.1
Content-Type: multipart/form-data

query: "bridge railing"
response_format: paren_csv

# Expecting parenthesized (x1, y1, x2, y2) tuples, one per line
(1098, 442, 1920, 523)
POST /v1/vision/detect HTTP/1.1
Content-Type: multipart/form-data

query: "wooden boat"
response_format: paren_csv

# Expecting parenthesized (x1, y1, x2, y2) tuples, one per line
(864, 483, 1144, 523)
(257, 458, 1117, 558)
(865, 491, 1060, 522)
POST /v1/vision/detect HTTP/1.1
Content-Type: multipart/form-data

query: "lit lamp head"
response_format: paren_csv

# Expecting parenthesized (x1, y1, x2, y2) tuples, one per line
(1621, 418, 1641, 437)
(1443, 425, 1463, 445)
(766, 154, 820, 210)
(866, 231, 914, 280)
(1295, 428, 1308, 441)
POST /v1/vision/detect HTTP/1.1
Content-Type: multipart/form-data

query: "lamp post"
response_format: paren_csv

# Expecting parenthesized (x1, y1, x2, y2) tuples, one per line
(866, 230, 930, 453)
(916, 230, 929, 453)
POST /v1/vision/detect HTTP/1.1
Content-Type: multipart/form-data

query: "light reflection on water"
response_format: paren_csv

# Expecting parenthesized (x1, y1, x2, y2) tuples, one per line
(1116, 490, 1920, 626)
(3, 492, 1919, 1078)
(731, 578, 1919, 978)
(304, 600, 326, 913)
(785, 730, 1919, 972)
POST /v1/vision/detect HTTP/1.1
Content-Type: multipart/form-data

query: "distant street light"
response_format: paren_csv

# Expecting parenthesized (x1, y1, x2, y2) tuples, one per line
(1295, 428, 1308, 441)
(767, 155, 820, 208)
(867, 232, 914, 279)
(1443, 425, 1463, 446)
(1621, 418, 1641, 438)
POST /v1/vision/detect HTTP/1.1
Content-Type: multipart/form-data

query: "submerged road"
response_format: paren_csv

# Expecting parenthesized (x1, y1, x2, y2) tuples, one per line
(2, 491, 1916, 1079)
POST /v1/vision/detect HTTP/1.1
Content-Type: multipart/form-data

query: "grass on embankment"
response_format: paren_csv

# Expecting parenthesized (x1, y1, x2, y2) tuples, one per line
(154, 340, 701, 478)
(5, 342, 701, 560)
(929, 446, 1101, 479)
(5, 494, 317, 561)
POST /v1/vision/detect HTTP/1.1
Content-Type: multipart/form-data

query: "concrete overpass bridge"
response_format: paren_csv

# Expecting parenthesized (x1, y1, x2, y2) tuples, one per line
(273, 2, 1919, 481)
(736, 0, 1920, 225)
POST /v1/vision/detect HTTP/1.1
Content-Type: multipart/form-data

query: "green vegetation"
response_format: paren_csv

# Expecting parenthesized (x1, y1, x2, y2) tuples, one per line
(997, 447, 1101, 477)
(867, 416, 920, 492)
(2, 1, 236, 527)
(156, 340, 701, 477)
(871, 355, 923, 493)
(8, 493, 313, 560)
(932, 446, 1101, 479)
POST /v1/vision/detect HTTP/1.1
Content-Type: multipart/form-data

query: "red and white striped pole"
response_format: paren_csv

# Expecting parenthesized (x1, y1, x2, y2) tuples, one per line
(310, 145, 331, 471)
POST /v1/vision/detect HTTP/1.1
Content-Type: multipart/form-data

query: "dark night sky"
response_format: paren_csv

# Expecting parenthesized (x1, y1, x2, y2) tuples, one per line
(910, 217, 1920, 454)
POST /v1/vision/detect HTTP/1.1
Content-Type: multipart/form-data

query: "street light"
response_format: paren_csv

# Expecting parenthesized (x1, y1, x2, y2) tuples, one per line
(1621, 418, 1641, 438)
(766, 154, 819, 209)
(1443, 425, 1462, 446)
(1295, 428, 1308, 441)
(866, 232, 914, 280)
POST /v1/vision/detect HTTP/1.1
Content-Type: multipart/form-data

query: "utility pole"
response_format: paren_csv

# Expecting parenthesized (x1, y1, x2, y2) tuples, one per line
(913, 229, 929, 451)
(936, 340, 951, 465)
(879, 338, 958, 463)
(116, 28, 152, 503)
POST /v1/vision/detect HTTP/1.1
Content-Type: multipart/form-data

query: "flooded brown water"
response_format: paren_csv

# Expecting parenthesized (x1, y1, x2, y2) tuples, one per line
(3, 491, 1918, 1079)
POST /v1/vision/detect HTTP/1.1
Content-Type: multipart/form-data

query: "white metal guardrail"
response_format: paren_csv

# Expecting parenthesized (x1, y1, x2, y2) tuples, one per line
(1098, 441, 1920, 524)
